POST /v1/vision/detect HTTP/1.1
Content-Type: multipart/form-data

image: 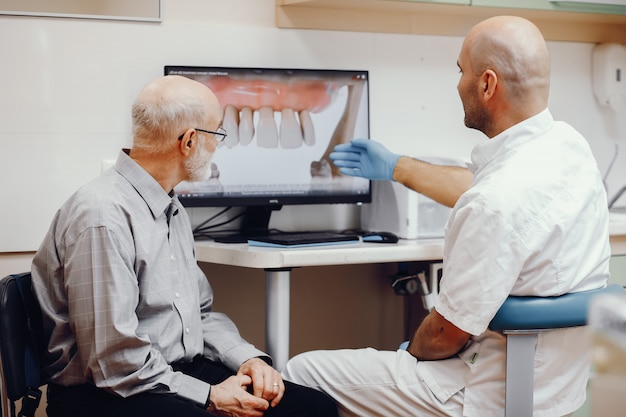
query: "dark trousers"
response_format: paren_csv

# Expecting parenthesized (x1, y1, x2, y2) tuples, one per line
(46, 357, 338, 417)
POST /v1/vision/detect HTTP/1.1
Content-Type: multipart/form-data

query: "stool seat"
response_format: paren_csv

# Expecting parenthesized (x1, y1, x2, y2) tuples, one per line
(489, 284, 625, 331)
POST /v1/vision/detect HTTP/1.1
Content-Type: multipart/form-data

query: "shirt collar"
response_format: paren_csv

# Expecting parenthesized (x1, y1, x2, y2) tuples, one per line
(114, 149, 175, 220)
(468, 109, 554, 173)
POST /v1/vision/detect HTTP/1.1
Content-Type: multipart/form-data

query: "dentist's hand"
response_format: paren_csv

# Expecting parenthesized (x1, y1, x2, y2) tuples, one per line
(330, 139, 400, 181)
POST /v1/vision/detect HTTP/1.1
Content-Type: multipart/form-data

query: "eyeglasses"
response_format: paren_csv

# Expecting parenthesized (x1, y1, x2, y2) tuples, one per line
(178, 127, 227, 143)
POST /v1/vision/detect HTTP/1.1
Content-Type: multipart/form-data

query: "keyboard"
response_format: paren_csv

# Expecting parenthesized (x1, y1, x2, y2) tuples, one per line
(247, 231, 360, 247)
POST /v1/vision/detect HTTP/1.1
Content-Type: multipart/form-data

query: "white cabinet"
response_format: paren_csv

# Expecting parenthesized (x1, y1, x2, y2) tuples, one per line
(275, 0, 626, 42)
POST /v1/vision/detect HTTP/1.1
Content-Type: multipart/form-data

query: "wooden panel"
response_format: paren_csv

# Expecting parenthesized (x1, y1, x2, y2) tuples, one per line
(275, 0, 626, 43)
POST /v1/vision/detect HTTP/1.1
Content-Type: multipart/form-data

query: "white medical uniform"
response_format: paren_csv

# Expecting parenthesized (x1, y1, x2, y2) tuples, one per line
(282, 110, 611, 417)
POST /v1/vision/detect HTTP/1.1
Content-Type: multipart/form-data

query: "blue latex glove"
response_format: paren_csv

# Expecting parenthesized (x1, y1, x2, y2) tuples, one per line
(329, 139, 400, 181)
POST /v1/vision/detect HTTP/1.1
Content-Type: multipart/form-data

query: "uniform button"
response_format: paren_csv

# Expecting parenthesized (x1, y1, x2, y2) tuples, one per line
(185, 327, 190, 334)
(175, 292, 180, 298)
(170, 255, 176, 261)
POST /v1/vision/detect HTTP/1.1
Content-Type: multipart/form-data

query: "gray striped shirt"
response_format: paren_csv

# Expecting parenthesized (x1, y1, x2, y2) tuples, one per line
(32, 149, 267, 406)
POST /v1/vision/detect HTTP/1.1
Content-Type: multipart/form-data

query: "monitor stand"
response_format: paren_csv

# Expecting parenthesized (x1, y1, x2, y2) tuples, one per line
(213, 205, 282, 243)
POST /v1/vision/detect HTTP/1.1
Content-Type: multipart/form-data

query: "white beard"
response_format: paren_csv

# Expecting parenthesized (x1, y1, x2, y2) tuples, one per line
(185, 143, 214, 182)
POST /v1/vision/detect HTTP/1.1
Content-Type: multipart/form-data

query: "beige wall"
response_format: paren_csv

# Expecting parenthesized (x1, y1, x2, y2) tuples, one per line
(201, 262, 406, 355)
(0, 253, 36, 278)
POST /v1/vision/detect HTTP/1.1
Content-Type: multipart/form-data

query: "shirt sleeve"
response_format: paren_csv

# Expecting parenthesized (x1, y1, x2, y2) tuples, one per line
(196, 271, 270, 370)
(435, 199, 529, 336)
(64, 225, 211, 406)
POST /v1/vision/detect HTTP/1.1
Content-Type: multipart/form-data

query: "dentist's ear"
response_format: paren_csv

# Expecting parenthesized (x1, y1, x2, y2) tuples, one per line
(482, 69, 497, 101)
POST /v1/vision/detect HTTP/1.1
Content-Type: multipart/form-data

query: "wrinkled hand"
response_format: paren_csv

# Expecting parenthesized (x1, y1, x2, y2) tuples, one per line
(329, 138, 400, 181)
(208, 374, 269, 417)
(238, 357, 284, 408)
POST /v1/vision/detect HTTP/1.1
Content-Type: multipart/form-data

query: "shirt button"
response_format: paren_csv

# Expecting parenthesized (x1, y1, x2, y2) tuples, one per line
(170, 255, 176, 261)
(175, 292, 180, 298)
(185, 327, 190, 334)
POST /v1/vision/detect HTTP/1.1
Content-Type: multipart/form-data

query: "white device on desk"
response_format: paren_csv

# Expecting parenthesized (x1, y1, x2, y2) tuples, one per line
(361, 157, 466, 239)
(361, 181, 449, 239)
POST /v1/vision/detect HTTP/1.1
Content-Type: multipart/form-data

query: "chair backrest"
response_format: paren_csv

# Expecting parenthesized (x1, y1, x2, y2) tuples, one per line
(0, 272, 45, 417)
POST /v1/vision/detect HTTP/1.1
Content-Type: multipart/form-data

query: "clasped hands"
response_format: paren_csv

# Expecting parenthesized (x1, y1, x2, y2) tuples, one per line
(329, 138, 400, 181)
(208, 358, 284, 417)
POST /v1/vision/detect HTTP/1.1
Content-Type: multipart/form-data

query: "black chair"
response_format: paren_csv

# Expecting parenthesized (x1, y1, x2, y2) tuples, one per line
(0, 272, 45, 417)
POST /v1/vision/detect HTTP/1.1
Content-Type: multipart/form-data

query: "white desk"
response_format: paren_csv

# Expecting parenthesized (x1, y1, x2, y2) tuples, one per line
(196, 228, 626, 370)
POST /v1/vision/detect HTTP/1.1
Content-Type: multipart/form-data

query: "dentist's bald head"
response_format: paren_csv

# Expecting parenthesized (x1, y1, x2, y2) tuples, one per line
(457, 16, 551, 137)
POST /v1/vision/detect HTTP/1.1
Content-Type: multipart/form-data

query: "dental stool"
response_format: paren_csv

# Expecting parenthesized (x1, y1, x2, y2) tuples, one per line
(399, 284, 625, 416)
(488, 284, 624, 417)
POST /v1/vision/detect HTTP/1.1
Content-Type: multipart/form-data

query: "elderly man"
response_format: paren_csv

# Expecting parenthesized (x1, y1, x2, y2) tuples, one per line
(32, 75, 337, 417)
(282, 16, 610, 417)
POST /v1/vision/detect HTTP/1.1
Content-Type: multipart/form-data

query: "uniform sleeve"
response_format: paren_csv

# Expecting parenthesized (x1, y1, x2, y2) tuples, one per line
(435, 200, 530, 336)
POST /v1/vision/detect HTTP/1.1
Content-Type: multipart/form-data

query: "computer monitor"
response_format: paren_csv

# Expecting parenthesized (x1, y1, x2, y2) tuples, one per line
(164, 65, 371, 239)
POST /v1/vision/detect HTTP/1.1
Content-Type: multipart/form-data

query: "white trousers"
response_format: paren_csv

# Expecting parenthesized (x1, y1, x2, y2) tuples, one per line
(282, 347, 464, 417)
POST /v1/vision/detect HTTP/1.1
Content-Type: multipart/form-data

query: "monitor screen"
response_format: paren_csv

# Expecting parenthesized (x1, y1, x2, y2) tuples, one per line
(164, 66, 371, 240)
(164, 66, 371, 205)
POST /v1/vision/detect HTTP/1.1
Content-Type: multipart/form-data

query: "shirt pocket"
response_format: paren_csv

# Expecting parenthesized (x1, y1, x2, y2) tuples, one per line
(416, 360, 467, 403)
(415, 341, 480, 403)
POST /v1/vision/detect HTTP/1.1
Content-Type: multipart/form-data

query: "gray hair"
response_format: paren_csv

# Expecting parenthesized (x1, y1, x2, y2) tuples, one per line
(131, 94, 208, 153)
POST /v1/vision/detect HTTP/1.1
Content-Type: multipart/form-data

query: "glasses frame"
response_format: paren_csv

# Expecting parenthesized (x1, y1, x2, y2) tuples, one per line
(177, 127, 227, 143)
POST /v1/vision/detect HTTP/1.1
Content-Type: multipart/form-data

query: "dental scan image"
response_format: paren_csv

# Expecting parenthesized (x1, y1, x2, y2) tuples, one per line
(164, 66, 371, 208)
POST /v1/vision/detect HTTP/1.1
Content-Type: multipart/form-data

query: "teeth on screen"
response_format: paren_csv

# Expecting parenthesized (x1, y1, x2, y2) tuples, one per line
(257, 106, 279, 148)
(279, 108, 303, 149)
(225, 107, 318, 149)
(299, 109, 315, 146)
(310, 159, 332, 178)
(238, 107, 255, 146)
(223, 105, 239, 148)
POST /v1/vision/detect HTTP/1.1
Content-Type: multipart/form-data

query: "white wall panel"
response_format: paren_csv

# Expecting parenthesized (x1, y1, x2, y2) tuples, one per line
(0, 0, 625, 251)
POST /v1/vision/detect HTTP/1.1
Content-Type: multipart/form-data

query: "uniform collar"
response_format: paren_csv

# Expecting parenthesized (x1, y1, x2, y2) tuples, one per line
(468, 109, 554, 173)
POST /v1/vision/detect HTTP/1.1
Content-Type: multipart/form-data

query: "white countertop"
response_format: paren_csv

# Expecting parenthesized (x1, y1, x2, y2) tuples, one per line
(195, 238, 445, 269)
(195, 219, 626, 270)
